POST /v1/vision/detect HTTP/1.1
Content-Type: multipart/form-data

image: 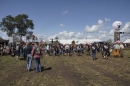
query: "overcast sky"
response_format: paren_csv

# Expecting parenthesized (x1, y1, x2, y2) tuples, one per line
(0, 0, 130, 42)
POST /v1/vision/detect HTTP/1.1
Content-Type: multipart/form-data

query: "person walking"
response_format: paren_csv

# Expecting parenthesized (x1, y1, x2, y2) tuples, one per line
(26, 42, 33, 71)
(32, 42, 42, 73)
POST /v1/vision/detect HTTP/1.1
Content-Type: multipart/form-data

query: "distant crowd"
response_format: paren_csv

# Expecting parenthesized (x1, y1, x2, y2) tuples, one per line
(0, 42, 130, 72)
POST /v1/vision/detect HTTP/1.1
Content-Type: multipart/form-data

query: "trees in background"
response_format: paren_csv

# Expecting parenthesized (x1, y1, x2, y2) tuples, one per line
(106, 39, 112, 43)
(0, 15, 15, 37)
(0, 14, 34, 42)
(0, 37, 4, 40)
(72, 40, 75, 44)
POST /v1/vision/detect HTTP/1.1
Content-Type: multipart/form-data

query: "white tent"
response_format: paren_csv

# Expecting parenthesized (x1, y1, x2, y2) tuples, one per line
(123, 39, 130, 43)
(58, 39, 102, 45)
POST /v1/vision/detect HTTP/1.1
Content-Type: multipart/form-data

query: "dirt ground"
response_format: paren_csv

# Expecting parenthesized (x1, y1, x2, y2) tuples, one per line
(0, 49, 130, 86)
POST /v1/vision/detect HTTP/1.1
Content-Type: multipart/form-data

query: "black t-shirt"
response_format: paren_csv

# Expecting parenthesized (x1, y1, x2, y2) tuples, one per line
(92, 45, 96, 53)
(103, 45, 109, 51)
(26, 45, 33, 54)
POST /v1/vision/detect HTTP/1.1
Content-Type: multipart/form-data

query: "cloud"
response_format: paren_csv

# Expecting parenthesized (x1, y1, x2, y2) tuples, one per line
(0, 30, 6, 35)
(98, 20, 103, 24)
(75, 32, 84, 39)
(0, 30, 8, 39)
(121, 22, 130, 32)
(48, 31, 85, 40)
(85, 20, 103, 32)
(32, 20, 130, 42)
(105, 18, 110, 22)
(60, 24, 64, 27)
(61, 10, 68, 14)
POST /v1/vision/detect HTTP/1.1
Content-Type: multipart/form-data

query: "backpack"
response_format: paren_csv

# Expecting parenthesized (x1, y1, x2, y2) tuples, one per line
(34, 46, 41, 54)
(104, 45, 108, 49)
(92, 46, 96, 53)
(92, 46, 96, 50)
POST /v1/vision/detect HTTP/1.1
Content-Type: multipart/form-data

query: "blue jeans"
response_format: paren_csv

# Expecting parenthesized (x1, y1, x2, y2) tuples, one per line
(92, 53, 96, 59)
(34, 58, 41, 72)
(27, 54, 32, 70)
(77, 50, 80, 55)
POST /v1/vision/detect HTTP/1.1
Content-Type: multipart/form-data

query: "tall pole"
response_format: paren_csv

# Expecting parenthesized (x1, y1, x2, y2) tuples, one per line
(114, 25, 121, 42)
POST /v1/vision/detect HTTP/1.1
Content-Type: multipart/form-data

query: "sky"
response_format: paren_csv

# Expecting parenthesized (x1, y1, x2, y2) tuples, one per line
(0, 0, 130, 42)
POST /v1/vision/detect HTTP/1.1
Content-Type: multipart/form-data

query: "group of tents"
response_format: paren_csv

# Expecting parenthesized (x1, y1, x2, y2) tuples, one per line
(1, 38, 130, 45)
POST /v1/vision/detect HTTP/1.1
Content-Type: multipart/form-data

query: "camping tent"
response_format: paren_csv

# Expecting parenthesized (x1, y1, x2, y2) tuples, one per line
(123, 39, 130, 43)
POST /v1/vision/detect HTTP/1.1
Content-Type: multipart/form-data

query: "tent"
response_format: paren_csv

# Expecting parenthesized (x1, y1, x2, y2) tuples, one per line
(123, 39, 130, 43)
(58, 39, 102, 45)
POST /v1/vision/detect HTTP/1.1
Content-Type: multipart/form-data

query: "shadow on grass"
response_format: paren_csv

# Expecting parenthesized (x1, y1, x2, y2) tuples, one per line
(20, 58, 26, 60)
(42, 66, 52, 71)
(33, 66, 52, 72)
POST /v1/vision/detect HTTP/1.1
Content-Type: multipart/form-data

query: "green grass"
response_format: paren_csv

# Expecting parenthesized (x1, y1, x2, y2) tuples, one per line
(0, 48, 130, 86)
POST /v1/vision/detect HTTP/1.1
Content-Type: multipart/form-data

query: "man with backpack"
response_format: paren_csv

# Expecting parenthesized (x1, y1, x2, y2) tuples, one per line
(31, 42, 42, 73)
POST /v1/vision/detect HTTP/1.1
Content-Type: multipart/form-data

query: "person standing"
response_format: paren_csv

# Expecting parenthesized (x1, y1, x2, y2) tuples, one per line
(3, 43, 6, 55)
(0, 44, 3, 56)
(15, 43, 20, 60)
(46, 44, 50, 56)
(76, 44, 80, 56)
(11, 44, 16, 57)
(32, 42, 42, 73)
(23, 43, 27, 60)
(26, 42, 33, 71)
(6, 45, 10, 55)
(102, 43, 109, 59)
(113, 42, 120, 58)
(65, 44, 70, 56)
(119, 43, 124, 58)
(91, 43, 97, 60)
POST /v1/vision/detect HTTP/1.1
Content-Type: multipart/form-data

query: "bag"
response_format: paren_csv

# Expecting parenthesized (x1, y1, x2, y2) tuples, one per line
(92, 46, 96, 53)
(34, 47, 41, 54)
(92, 46, 95, 50)
(104, 45, 108, 49)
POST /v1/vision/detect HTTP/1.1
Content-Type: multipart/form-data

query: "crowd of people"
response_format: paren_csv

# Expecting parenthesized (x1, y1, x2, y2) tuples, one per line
(0, 41, 129, 72)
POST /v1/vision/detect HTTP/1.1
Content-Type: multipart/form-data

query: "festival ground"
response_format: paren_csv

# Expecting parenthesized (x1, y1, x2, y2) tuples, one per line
(0, 48, 130, 86)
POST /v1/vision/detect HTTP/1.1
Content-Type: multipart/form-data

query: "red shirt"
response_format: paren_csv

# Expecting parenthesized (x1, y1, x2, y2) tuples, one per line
(31, 47, 42, 58)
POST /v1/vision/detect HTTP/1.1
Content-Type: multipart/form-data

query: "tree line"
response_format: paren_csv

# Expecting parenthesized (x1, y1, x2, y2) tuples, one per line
(0, 14, 34, 37)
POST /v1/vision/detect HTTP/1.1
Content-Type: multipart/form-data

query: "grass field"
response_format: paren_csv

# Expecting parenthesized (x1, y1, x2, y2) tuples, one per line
(0, 48, 130, 86)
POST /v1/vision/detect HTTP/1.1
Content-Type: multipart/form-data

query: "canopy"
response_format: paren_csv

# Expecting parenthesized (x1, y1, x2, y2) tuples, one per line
(58, 39, 102, 45)
(123, 39, 130, 43)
